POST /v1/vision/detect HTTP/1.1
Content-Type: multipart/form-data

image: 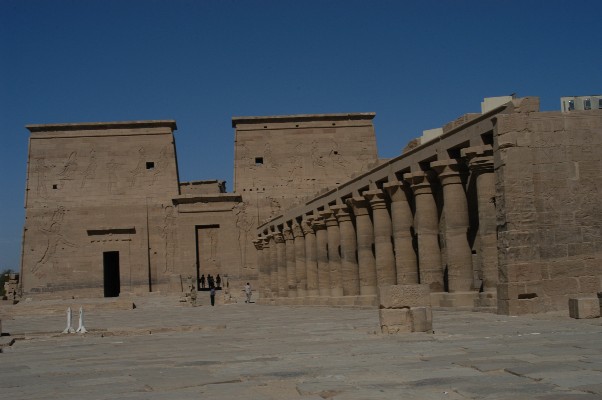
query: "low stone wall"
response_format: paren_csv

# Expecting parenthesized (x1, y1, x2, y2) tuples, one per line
(377, 284, 433, 333)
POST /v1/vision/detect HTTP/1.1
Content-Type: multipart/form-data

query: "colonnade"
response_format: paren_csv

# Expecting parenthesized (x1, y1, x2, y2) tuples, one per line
(253, 145, 497, 307)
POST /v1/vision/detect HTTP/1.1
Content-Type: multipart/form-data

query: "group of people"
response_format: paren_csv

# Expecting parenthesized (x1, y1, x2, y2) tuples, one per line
(199, 273, 221, 290)
(198, 274, 253, 306)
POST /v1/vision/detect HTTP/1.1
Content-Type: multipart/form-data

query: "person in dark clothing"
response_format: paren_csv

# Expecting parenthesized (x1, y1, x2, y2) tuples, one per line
(199, 274, 206, 289)
(216, 274, 221, 289)
(208, 274, 214, 289)
(210, 287, 216, 306)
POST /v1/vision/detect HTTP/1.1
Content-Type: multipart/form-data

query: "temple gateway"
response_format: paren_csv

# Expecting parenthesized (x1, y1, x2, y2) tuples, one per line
(19, 96, 602, 315)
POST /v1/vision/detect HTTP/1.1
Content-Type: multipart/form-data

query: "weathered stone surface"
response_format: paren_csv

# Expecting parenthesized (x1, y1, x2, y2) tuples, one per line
(378, 284, 431, 309)
(378, 308, 412, 334)
(410, 307, 433, 332)
(568, 297, 600, 319)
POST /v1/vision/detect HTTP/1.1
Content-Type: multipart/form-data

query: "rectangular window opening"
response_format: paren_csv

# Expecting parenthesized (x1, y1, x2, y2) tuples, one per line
(255, 157, 263, 165)
(146, 162, 155, 170)
(584, 99, 591, 110)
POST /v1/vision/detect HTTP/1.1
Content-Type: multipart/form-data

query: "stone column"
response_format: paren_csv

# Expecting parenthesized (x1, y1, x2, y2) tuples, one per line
(321, 209, 343, 297)
(332, 204, 360, 296)
(283, 227, 297, 298)
(383, 180, 418, 284)
(292, 223, 307, 297)
(252, 239, 267, 298)
(346, 197, 377, 296)
(404, 171, 444, 292)
(267, 233, 278, 297)
(431, 159, 473, 292)
(302, 219, 320, 297)
(312, 218, 330, 297)
(462, 145, 497, 292)
(364, 189, 396, 287)
(260, 236, 273, 298)
(274, 231, 287, 298)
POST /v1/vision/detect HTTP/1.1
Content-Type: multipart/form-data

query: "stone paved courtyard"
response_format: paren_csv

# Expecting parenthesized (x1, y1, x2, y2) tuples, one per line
(1, 295, 602, 399)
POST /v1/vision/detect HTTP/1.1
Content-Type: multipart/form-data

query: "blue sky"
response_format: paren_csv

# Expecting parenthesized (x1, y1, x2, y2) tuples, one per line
(0, 0, 600, 270)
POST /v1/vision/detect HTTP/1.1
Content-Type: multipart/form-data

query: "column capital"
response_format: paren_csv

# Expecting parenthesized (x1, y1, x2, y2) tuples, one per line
(319, 209, 339, 227)
(383, 180, 409, 202)
(363, 189, 388, 210)
(346, 196, 370, 216)
(261, 235, 271, 248)
(282, 227, 294, 241)
(301, 219, 315, 236)
(311, 218, 327, 231)
(273, 232, 285, 244)
(252, 239, 263, 250)
(331, 204, 352, 223)
(292, 223, 304, 238)
(461, 145, 494, 174)
(403, 170, 436, 194)
(430, 159, 466, 185)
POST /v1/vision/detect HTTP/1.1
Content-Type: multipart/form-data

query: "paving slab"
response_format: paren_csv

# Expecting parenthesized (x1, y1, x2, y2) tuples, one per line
(1, 296, 602, 399)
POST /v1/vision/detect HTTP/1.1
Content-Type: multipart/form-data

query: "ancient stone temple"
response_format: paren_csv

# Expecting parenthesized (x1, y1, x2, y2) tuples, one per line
(254, 97, 602, 315)
(20, 114, 378, 299)
(19, 96, 602, 315)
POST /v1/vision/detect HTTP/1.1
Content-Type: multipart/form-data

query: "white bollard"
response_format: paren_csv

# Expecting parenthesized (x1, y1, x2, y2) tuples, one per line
(76, 306, 87, 334)
(62, 307, 75, 334)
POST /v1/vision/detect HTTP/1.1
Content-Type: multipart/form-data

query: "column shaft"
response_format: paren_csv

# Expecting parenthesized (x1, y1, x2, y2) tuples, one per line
(364, 190, 397, 286)
(332, 205, 359, 296)
(463, 145, 497, 292)
(432, 159, 473, 292)
(283, 227, 297, 297)
(292, 223, 307, 297)
(268, 234, 278, 296)
(321, 210, 343, 297)
(274, 232, 287, 297)
(404, 171, 444, 292)
(347, 197, 377, 296)
(313, 219, 330, 296)
(302, 219, 319, 297)
(383, 181, 418, 284)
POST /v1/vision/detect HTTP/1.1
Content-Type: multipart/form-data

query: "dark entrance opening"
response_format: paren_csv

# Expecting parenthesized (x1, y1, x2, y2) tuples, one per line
(103, 251, 120, 297)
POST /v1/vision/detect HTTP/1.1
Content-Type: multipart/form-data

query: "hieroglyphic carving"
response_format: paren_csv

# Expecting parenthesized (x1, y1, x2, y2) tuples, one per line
(151, 146, 169, 185)
(208, 228, 218, 260)
(31, 206, 76, 276)
(58, 151, 78, 181)
(107, 159, 120, 194)
(80, 149, 97, 188)
(329, 139, 347, 169)
(288, 143, 305, 181)
(269, 197, 282, 218)
(130, 147, 146, 187)
(235, 202, 256, 272)
(161, 205, 177, 273)
(311, 141, 327, 168)
(32, 158, 51, 198)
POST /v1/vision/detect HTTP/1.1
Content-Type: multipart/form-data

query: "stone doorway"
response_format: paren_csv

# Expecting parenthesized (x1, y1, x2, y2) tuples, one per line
(103, 251, 120, 297)
(195, 224, 220, 291)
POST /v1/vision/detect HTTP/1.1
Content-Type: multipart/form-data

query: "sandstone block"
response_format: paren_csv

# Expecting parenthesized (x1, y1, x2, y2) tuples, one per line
(410, 307, 433, 332)
(378, 284, 431, 309)
(568, 297, 600, 319)
(379, 308, 412, 334)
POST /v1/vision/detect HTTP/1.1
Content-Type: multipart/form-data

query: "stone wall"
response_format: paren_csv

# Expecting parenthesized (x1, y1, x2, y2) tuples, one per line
(495, 109, 602, 314)
(22, 121, 180, 296)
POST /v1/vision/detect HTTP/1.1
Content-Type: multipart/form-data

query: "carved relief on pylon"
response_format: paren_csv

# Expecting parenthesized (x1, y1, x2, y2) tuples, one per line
(32, 158, 51, 198)
(235, 201, 256, 273)
(161, 205, 177, 273)
(80, 149, 97, 188)
(31, 205, 76, 277)
(130, 147, 146, 187)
